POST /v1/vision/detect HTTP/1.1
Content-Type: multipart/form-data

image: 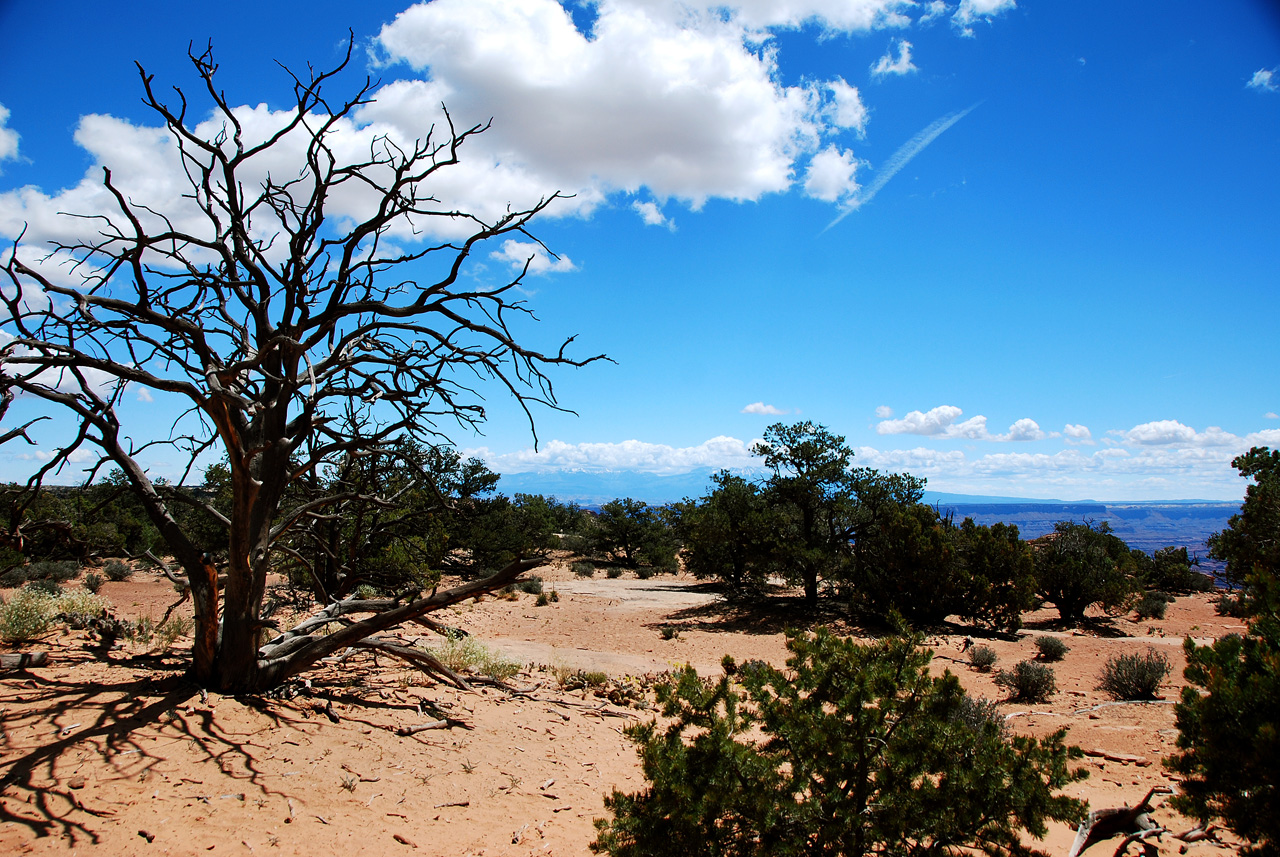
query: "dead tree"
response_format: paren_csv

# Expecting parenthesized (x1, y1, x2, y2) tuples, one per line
(0, 41, 602, 693)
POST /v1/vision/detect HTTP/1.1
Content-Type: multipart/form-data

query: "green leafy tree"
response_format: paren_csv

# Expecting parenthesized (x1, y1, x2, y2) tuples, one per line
(1167, 448, 1280, 854)
(592, 627, 1087, 857)
(851, 502, 961, 625)
(1032, 521, 1137, 623)
(1207, 446, 1280, 609)
(677, 471, 780, 592)
(592, 498, 678, 571)
(754, 422, 861, 606)
(956, 518, 1039, 633)
(1130, 545, 1214, 595)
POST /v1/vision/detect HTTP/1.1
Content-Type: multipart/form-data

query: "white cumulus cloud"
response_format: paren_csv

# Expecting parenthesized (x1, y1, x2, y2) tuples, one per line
(953, 0, 1016, 36)
(742, 401, 788, 415)
(0, 104, 19, 165)
(633, 200, 674, 229)
(1063, 423, 1094, 445)
(876, 405, 1047, 442)
(875, 405, 893, 418)
(824, 78, 868, 134)
(871, 39, 917, 76)
(804, 145, 861, 203)
(490, 239, 576, 274)
(1112, 419, 1239, 448)
(1248, 67, 1279, 93)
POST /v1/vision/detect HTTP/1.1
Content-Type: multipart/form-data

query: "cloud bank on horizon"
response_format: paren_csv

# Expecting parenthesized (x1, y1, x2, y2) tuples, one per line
(468, 415, 1280, 501)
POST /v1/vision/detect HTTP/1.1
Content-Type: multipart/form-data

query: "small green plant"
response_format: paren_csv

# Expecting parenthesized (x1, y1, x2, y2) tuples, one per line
(967, 644, 998, 672)
(352, 584, 379, 600)
(635, 567, 654, 580)
(995, 660, 1057, 703)
(1034, 635, 1070, 662)
(659, 625, 678, 640)
(426, 631, 520, 681)
(1096, 647, 1170, 700)
(1134, 591, 1169, 621)
(517, 576, 544, 595)
(340, 775, 357, 792)
(549, 590, 560, 602)
(535, 592, 550, 607)
(606, 566, 623, 579)
(560, 668, 610, 690)
(572, 561, 595, 578)
(104, 560, 133, 582)
(82, 572, 105, 594)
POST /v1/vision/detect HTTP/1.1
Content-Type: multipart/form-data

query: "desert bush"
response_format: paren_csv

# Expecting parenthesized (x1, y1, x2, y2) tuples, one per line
(635, 567, 654, 580)
(1134, 591, 1169, 621)
(1096, 648, 1170, 700)
(591, 628, 1085, 857)
(572, 561, 595, 578)
(24, 577, 62, 595)
(82, 572, 105, 594)
(535, 592, 550, 606)
(1034, 635, 1070, 662)
(995, 660, 1057, 703)
(104, 560, 133, 582)
(0, 559, 80, 588)
(606, 566, 623, 579)
(560, 668, 610, 690)
(1215, 590, 1251, 617)
(0, 587, 109, 642)
(517, 576, 544, 595)
(968, 644, 998, 672)
(659, 625, 678, 640)
(954, 694, 1007, 737)
(427, 632, 520, 681)
(549, 590, 559, 602)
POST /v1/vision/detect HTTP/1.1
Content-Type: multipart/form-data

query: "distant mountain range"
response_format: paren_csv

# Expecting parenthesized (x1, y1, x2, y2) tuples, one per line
(496, 466, 1239, 559)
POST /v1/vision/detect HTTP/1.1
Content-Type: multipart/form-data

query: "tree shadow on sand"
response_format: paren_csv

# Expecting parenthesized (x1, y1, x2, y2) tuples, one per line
(0, 640, 309, 846)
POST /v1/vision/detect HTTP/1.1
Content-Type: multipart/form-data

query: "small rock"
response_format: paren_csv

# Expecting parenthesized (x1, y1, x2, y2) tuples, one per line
(67, 776, 86, 790)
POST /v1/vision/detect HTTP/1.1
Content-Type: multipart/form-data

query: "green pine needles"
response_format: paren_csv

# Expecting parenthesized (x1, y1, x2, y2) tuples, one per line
(592, 628, 1087, 857)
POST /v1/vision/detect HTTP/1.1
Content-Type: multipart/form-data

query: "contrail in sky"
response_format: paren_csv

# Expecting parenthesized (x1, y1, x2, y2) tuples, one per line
(824, 102, 981, 232)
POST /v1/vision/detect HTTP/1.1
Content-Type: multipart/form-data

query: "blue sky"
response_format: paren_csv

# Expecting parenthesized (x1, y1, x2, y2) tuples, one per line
(1, 0, 1277, 501)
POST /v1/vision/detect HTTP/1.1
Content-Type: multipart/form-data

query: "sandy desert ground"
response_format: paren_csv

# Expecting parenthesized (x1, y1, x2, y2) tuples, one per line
(0, 558, 1252, 856)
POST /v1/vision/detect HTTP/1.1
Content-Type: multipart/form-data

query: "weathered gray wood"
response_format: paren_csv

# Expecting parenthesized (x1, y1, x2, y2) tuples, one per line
(0, 651, 49, 670)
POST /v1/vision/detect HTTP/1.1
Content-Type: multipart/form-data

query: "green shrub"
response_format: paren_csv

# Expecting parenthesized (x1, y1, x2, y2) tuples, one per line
(635, 567, 654, 580)
(104, 560, 133, 582)
(549, 590, 560, 602)
(995, 660, 1057, 703)
(82, 572, 105, 594)
(659, 625, 678, 640)
(606, 566, 623, 579)
(426, 632, 520, 681)
(560, 668, 609, 690)
(572, 561, 595, 578)
(954, 694, 1007, 737)
(968, 644, 998, 672)
(517, 576, 544, 595)
(1096, 648, 1170, 700)
(24, 578, 62, 595)
(1034, 635, 1070, 662)
(535, 592, 550, 607)
(591, 629, 1086, 857)
(1134, 591, 1169, 620)
(0, 587, 109, 643)
(0, 559, 80, 588)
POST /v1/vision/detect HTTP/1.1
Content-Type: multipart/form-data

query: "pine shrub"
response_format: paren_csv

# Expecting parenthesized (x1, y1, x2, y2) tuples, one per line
(1096, 648, 1170, 700)
(592, 629, 1086, 857)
